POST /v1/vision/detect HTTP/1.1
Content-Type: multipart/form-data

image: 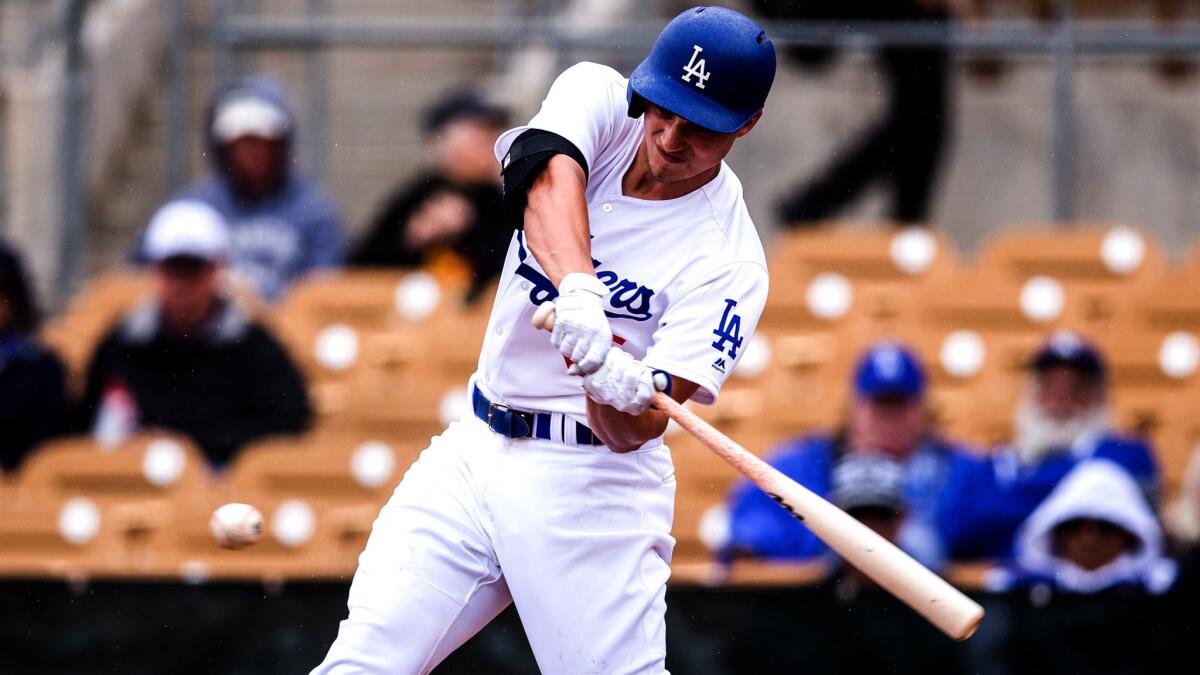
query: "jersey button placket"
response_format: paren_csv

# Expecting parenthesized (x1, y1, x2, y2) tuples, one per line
(601, 203, 613, 214)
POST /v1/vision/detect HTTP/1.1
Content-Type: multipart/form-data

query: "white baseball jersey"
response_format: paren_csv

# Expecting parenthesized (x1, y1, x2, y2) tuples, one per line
(474, 61, 769, 430)
(315, 60, 771, 675)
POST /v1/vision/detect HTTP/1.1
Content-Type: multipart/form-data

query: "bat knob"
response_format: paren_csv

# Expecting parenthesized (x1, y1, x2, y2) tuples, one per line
(651, 370, 672, 396)
(532, 301, 556, 331)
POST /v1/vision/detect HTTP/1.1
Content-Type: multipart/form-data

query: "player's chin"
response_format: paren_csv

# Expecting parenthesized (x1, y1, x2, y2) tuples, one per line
(648, 162, 695, 186)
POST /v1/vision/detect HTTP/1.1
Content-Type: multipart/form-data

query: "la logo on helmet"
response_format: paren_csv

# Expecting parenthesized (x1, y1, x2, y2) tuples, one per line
(681, 45, 710, 89)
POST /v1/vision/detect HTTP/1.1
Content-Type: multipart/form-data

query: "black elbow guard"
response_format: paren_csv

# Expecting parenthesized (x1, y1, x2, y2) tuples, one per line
(500, 129, 589, 229)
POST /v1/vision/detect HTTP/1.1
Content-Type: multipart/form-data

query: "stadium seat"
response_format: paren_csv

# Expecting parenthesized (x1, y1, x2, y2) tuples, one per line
(769, 225, 959, 282)
(978, 224, 1166, 287)
(15, 433, 212, 509)
(0, 491, 123, 578)
(227, 432, 419, 507)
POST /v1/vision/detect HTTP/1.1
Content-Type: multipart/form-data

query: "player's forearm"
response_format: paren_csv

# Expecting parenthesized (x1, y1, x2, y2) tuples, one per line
(586, 399, 670, 453)
(586, 377, 700, 453)
(524, 154, 594, 287)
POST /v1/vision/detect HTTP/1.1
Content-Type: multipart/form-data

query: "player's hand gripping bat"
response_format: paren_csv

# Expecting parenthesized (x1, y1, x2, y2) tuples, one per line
(532, 301, 984, 640)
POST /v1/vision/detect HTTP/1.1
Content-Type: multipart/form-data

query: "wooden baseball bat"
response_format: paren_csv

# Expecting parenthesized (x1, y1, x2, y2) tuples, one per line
(532, 302, 984, 640)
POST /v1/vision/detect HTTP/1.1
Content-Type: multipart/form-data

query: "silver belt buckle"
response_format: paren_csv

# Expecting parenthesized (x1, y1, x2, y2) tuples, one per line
(487, 401, 512, 427)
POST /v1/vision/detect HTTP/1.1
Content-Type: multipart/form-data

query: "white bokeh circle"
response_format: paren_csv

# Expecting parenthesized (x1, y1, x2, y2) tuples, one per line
(180, 560, 211, 585)
(314, 324, 359, 371)
(1020, 276, 1064, 323)
(805, 272, 853, 320)
(58, 497, 101, 546)
(1100, 226, 1145, 276)
(940, 330, 986, 378)
(350, 441, 396, 489)
(734, 334, 772, 378)
(890, 227, 938, 275)
(698, 503, 731, 552)
(142, 438, 186, 487)
(1159, 331, 1200, 379)
(394, 272, 441, 321)
(271, 499, 316, 548)
(439, 388, 471, 426)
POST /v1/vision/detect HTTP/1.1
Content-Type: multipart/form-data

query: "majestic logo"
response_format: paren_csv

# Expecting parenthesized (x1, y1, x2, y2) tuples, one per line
(711, 298, 744, 358)
(711, 357, 727, 374)
(681, 45, 710, 90)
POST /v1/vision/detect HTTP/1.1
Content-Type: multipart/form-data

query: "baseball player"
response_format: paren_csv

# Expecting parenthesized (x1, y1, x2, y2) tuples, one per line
(313, 7, 775, 673)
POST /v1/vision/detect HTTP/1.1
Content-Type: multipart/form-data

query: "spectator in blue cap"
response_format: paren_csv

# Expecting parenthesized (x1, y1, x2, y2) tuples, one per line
(950, 331, 1160, 560)
(722, 341, 986, 570)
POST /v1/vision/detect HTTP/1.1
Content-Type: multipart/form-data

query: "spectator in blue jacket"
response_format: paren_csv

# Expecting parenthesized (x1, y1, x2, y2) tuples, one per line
(952, 331, 1160, 560)
(136, 77, 346, 301)
(724, 342, 987, 571)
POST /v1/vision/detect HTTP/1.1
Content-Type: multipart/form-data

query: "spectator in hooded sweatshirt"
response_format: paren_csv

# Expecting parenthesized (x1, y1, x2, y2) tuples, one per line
(0, 243, 67, 471)
(723, 341, 987, 571)
(351, 90, 512, 303)
(987, 460, 1178, 675)
(136, 77, 346, 301)
(82, 200, 311, 468)
(953, 331, 1160, 560)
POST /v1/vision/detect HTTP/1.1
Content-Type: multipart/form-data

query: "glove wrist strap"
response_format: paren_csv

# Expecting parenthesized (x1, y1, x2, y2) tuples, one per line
(558, 272, 609, 297)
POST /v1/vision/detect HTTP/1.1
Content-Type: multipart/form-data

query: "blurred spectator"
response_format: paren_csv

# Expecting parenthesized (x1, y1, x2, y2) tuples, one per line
(1164, 440, 1200, 545)
(724, 342, 986, 570)
(81, 200, 311, 467)
(351, 90, 512, 302)
(954, 332, 1160, 559)
(1011, 459, 1175, 595)
(136, 77, 347, 301)
(0, 243, 67, 471)
(985, 460, 1178, 675)
(727, 453, 966, 675)
(760, 0, 958, 226)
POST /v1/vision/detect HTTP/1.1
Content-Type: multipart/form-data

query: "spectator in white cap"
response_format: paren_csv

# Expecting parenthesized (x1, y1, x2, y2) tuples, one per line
(134, 77, 346, 301)
(79, 199, 311, 467)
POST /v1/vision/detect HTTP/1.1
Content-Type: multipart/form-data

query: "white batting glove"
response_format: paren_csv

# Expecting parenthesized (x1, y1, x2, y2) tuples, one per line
(582, 348, 656, 415)
(552, 273, 613, 374)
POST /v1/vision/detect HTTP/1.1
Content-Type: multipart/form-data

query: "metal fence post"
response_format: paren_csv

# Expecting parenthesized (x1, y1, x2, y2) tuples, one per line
(303, 0, 329, 181)
(55, 0, 89, 306)
(213, 0, 232, 87)
(1050, 0, 1076, 221)
(165, 0, 190, 194)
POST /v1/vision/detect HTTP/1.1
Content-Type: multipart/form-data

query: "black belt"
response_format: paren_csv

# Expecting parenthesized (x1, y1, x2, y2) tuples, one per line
(472, 385, 603, 446)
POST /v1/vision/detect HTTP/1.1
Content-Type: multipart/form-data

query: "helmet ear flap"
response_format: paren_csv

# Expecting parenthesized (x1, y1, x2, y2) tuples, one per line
(627, 91, 647, 120)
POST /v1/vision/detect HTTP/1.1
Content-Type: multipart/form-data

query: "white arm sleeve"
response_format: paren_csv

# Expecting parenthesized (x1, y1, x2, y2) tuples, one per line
(642, 262, 769, 405)
(493, 62, 631, 174)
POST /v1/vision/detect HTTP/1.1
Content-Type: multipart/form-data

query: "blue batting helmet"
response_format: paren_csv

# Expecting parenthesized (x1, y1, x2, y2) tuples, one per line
(627, 6, 776, 134)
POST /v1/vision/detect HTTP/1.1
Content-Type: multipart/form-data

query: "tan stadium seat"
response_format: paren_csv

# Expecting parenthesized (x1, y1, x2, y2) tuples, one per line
(227, 432, 419, 508)
(146, 493, 358, 581)
(0, 491, 124, 579)
(978, 224, 1167, 288)
(769, 225, 959, 282)
(15, 432, 212, 510)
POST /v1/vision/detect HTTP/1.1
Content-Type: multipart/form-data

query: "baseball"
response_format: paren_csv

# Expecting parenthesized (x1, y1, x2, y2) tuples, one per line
(210, 503, 263, 550)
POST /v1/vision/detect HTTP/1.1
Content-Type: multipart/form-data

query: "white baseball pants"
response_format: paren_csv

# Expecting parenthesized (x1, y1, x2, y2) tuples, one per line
(311, 417, 677, 674)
